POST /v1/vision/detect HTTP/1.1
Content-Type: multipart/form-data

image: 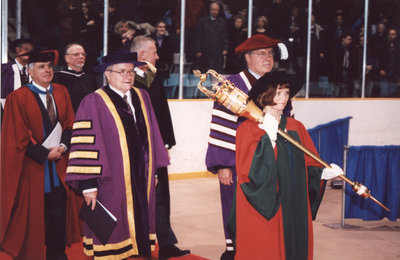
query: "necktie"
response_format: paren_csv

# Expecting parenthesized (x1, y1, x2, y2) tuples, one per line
(123, 95, 133, 115)
(46, 90, 56, 126)
(21, 66, 29, 85)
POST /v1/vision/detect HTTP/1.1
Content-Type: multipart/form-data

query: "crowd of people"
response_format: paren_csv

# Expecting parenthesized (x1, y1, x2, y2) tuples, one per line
(0, 0, 398, 260)
(10, 0, 400, 98)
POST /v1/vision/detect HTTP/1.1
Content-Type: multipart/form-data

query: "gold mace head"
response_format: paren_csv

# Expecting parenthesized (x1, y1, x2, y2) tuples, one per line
(193, 69, 264, 124)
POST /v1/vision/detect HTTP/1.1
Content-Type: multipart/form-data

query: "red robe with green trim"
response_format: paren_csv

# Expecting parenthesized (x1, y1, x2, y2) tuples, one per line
(235, 117, 325, 260)
(0, 84, 82, 259)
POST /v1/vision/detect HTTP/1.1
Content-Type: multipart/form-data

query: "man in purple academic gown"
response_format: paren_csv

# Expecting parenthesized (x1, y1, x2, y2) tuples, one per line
(205, 34, 289, 260)
(65, 50, 169, 259)
(1, 38, 34, 108)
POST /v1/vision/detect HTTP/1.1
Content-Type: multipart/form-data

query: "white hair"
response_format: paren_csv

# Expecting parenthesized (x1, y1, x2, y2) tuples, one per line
(130, 35, 155, 52)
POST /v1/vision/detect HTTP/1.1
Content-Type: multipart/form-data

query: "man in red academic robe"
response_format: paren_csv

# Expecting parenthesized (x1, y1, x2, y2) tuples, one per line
(0, 51, 82, 260)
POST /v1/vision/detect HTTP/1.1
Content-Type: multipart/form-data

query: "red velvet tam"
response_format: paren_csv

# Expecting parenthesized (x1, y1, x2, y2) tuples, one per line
(234, 34, 281, 54)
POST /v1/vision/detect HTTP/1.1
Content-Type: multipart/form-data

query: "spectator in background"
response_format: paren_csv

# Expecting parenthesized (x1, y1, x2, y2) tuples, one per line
(268, 0, 289, 39)
(1, 38, 34, 108)
(226, 15, 247, 74)
(150, 21, 174, 80)
(326, 14, 350, 51)
(104, 1, 122, 52)
(378, 28, 400, 96)
(252, 16, 270, 36)
(57, 0, 79, 51)
(53, 43, 98, 112)
(330, 33, 353, 97)
(349, 34, 379, 97)
(72, 0, 100, 71)
(309, 14, 327, 94)
(284, 6, 304, 75)
(194, 2, 229, 73)
(370, 23, 388, 51)
(110, 20, 141, 52)
(173, 0, 206, 61)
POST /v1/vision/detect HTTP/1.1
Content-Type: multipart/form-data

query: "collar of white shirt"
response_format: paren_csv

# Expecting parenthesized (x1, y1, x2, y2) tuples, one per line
(109, 84, 131, 99)
(15, 59, 25, 71)
(248, 68, 262, 80)
(134, 67, 146, 78)
(32, 81, 51, 93)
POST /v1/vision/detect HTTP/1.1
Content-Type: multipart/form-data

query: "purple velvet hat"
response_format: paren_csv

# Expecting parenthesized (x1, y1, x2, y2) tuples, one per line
(93, 50, 146, 73)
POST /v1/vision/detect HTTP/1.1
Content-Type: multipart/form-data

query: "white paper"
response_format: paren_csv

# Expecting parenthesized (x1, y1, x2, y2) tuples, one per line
(42, 122, 62, 148)
(97, 200, 117, 222)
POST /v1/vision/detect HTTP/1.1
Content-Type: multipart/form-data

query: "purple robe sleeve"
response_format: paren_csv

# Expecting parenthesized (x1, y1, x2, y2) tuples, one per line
(205, 73, 249, 173)
(1, 63, 18, 101)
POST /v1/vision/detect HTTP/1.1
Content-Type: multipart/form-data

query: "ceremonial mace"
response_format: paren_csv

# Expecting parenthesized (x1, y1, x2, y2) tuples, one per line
(193, 69, 390, 212)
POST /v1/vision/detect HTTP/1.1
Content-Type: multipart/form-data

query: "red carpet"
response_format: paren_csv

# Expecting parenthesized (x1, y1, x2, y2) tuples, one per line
(1, 242, 207, 260)
(66, 242, 208, 260)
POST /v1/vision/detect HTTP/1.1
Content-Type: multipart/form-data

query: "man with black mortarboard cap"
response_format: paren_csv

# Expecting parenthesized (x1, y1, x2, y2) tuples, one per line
(1, 38, 34, 108)
(1, 50, 82, 260)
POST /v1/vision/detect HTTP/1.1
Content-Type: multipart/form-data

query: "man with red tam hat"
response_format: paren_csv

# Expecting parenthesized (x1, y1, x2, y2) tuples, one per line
(205, 34, 288, 260)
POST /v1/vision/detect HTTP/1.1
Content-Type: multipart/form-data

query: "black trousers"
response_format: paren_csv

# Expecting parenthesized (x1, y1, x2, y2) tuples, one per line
(45, 185, 67, 259)
(155, 167, 178, 246)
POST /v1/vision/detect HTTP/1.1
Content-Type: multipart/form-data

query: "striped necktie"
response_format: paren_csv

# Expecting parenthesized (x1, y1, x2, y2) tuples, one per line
(123, 95, 133, 115)
(46, 90, 56, 126)
(21, 66, 29, 85)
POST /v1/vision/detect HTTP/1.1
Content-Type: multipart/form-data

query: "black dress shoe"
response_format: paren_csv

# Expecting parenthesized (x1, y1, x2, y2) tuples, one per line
(220, 250, 235, 260)
(159, 244, 190, 258)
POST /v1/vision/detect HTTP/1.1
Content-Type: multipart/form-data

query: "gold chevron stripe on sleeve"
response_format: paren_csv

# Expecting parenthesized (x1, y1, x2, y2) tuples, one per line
(73, 121, 92, 130)
(69, 151, 99, 160)
(71, 136, 95, 144)
(67, 166, 102, 175)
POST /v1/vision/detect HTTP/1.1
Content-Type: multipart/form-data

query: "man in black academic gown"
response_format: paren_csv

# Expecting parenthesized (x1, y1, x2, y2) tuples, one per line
(53, 43, 98, 112)
(1, 38, 34, 108)
(130, 35, 190, 258)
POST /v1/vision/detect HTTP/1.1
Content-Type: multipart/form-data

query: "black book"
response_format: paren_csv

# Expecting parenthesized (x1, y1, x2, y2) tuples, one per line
(80, 200, 117, 245)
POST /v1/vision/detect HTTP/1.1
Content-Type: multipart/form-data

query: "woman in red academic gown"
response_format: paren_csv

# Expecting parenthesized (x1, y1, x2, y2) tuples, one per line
(234, 71, 343, 260)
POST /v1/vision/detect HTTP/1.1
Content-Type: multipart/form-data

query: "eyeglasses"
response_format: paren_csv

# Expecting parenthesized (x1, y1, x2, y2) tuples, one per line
(107, 70, 135, 77)
(249, 50, 275, 58)
(66, 53, 87, 57)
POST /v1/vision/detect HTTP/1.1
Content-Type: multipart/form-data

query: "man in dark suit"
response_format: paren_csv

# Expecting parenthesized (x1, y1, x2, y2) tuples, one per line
(330, 33, 353, 97)
(130, 35, 190, 258)
(194, 2, 229, 73)
(150, 21, 174, 81)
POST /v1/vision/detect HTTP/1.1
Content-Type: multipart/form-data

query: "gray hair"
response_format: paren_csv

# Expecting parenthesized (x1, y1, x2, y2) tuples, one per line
(64, 43, 84, 55)
(130, 35, 155, 52)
